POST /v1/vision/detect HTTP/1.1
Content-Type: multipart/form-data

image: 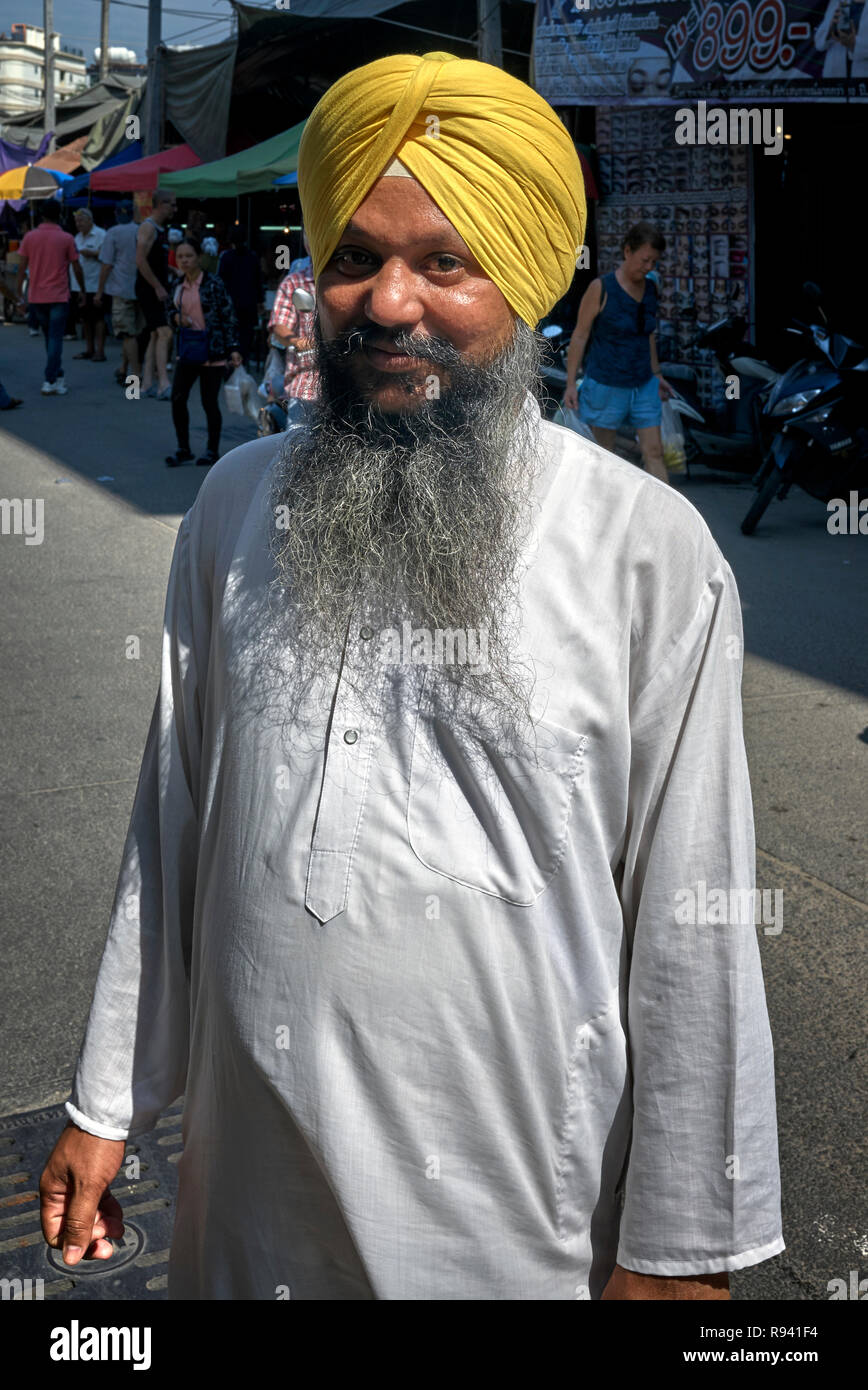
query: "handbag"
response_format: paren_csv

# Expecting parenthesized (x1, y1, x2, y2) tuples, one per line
(177, 326, 209, 364)
(176, 280, 210, 363)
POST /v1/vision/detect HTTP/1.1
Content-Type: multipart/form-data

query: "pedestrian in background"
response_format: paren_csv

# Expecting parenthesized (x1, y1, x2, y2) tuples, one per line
(218, 228, 264, 364)
(564, 221, 672, 484)
(0, 373, 22, 410)
(96, 202, 144, 386)
(266, 228, 318, 428)
(199, 235, 220, 275)
(72, 209, 107, 362)
(15, 200, 85, 397)
(136, 188, 177, 400)
(164, 234, 242, 469)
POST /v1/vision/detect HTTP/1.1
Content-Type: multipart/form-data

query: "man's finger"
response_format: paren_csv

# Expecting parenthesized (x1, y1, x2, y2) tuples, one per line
(98, 1189, 125, 1240)
(59, 1184, 104, 1265)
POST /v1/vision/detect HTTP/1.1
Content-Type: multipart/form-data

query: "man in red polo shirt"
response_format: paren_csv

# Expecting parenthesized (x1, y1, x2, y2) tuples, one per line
(16, 201, 86, 396)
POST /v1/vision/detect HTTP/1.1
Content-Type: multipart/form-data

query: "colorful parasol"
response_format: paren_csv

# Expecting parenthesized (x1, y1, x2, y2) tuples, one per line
(0, 165, 73, 200)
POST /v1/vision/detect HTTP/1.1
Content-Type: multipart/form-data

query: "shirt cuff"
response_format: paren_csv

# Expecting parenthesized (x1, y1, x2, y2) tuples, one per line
(64, 1099, 131, 1142)
(615, 1233, 785, 1278)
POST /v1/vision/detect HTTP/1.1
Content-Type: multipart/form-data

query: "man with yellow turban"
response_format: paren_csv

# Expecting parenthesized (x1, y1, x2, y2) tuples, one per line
(41, 52, 783, 1301)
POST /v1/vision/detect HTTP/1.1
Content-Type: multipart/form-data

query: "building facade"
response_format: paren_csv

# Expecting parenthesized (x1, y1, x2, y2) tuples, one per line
(0, 23, 88, 120)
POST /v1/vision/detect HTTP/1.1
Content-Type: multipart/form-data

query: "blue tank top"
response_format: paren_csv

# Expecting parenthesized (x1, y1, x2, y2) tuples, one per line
(584, 271, 658, 388)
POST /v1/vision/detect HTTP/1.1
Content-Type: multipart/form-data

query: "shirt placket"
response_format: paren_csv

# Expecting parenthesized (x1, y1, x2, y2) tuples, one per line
(304, 606, 385, 925)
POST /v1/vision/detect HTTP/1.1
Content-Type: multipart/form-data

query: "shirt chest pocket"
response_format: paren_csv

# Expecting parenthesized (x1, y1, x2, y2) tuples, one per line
(406, 703, 590, 906)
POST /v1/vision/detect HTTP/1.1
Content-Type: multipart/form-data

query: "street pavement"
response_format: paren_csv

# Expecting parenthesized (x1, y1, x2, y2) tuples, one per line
(1, 321, 865, 1301)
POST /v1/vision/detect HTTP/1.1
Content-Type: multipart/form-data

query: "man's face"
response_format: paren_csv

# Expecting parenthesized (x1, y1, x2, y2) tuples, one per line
(75, 213, 91, 234)
(154, 197, 177, 225)
(316, 177, 516, 413)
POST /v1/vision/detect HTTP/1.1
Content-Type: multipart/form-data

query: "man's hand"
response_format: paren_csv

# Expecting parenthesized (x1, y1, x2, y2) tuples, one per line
(78, 292, 86, 307)
(602, 1263, 730, 1300)
(563, 381, 579, 411)
(94, 291, 103, 305)
(155, 285, 169, 303)
(40, 1122, 126, 1266)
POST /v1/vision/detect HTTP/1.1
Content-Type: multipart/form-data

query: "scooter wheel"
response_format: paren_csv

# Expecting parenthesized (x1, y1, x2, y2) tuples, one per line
(741, 466, 784, 535)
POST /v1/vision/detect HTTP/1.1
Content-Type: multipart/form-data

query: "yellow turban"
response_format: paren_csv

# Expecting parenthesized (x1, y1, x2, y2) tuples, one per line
(297, 51, 586, 329)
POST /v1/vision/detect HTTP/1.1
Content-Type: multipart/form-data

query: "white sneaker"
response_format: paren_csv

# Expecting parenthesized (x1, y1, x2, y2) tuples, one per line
(28, 328, 39, 337)
(41, 380, 68, 395)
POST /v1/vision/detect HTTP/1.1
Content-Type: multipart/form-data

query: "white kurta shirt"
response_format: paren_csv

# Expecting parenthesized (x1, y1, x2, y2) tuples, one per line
(67, 391, 784, 1299)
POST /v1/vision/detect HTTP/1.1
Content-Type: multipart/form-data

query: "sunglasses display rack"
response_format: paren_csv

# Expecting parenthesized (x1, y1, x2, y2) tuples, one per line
(593, 106, 752, 412)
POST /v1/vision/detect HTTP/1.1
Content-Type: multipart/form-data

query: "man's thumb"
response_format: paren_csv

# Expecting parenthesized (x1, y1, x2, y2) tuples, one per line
(61, 1185, 101, 1264)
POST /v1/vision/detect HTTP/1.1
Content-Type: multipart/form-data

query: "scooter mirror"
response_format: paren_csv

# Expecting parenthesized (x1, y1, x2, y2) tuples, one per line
(292, 288, 315, 312)
(802, 282, 823, 303)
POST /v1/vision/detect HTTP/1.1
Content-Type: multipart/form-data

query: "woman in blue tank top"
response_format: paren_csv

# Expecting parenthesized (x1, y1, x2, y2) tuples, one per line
(563, 222, 672, 485)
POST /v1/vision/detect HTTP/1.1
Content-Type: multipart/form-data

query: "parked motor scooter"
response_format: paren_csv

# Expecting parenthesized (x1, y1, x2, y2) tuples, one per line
(660, 315, 780, 474)
(538, 321, 572, 418)
(740, 283, 868, 535)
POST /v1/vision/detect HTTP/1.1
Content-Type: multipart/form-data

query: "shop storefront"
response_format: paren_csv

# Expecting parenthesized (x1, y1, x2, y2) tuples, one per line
(533, 0, 867, 404)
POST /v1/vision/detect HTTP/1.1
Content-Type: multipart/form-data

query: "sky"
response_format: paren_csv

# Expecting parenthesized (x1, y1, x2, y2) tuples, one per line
(0, 0, 241, 59)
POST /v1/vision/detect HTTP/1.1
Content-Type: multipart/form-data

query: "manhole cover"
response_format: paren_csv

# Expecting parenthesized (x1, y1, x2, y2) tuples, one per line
(0, 1099, 183, 1299)
(46, 1222, 144, 1276)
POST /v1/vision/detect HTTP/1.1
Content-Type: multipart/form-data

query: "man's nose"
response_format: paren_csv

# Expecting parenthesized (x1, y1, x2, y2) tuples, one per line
(361, 257, 425, 332)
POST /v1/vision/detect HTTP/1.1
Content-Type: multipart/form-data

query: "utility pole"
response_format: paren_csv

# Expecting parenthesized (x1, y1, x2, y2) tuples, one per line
(99, 0, 110, 82)
(477, 0, 503, 68)
(43, 0, 55, 153)
(144, 0, 162, 155)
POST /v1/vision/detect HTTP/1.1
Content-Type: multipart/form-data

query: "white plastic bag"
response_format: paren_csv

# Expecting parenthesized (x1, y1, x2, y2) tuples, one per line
(552, 401, 596, 443)
(223, 365, 260, 421)
(660, 399, 687, 473)
(258, 344, 286, 402)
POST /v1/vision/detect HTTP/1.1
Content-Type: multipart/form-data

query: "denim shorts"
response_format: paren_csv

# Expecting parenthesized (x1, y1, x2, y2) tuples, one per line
(580, 374, 661, 430)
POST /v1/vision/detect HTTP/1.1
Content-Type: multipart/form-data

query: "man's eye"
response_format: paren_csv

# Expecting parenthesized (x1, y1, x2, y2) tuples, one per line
(332, 249, 371, 270)
(430, 255, 462, 272)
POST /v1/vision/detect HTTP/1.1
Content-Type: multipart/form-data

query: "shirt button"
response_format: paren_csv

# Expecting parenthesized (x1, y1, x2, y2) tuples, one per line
(343, 728, 359, 745)
(360, 625, 374, 640)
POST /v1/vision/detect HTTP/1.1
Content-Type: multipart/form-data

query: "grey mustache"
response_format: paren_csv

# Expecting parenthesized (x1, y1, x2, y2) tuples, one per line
(341, 328, 460, 365)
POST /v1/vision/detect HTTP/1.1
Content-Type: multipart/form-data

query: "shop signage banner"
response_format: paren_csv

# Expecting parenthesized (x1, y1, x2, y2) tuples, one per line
(533, 0, 868, 103)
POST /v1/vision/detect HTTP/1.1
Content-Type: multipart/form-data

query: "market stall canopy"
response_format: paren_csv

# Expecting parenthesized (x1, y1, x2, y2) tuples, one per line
(63, 142, 143, 198)
(2, 76, 144, 147)
(91, 143, 201, 192)
(0, 166, 72, 200)
(227, 2, 535, 146)
(34, 135, 88, 175)
(161, 121, 305, 198)
(163, 38, 236, 163)
(0, 130, 51, 212)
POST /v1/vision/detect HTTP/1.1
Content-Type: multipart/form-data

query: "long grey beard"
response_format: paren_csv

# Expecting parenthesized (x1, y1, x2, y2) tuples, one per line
(266, 314, 548, 745)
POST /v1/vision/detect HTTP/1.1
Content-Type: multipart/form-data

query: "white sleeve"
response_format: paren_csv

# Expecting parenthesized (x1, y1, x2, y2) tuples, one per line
(616, 558, 785, 1276)
(65, 514, 204, 1140)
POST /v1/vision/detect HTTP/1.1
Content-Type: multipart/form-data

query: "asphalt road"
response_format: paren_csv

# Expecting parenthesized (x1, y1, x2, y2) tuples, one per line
(1, 322, 865, 1302)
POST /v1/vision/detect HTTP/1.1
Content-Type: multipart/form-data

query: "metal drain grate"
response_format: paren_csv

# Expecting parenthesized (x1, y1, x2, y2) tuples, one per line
(0, 1099, 182, 1300)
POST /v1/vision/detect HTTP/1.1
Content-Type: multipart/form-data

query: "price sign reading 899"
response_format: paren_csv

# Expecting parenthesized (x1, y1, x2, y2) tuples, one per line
(692, 0, 813, 74)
